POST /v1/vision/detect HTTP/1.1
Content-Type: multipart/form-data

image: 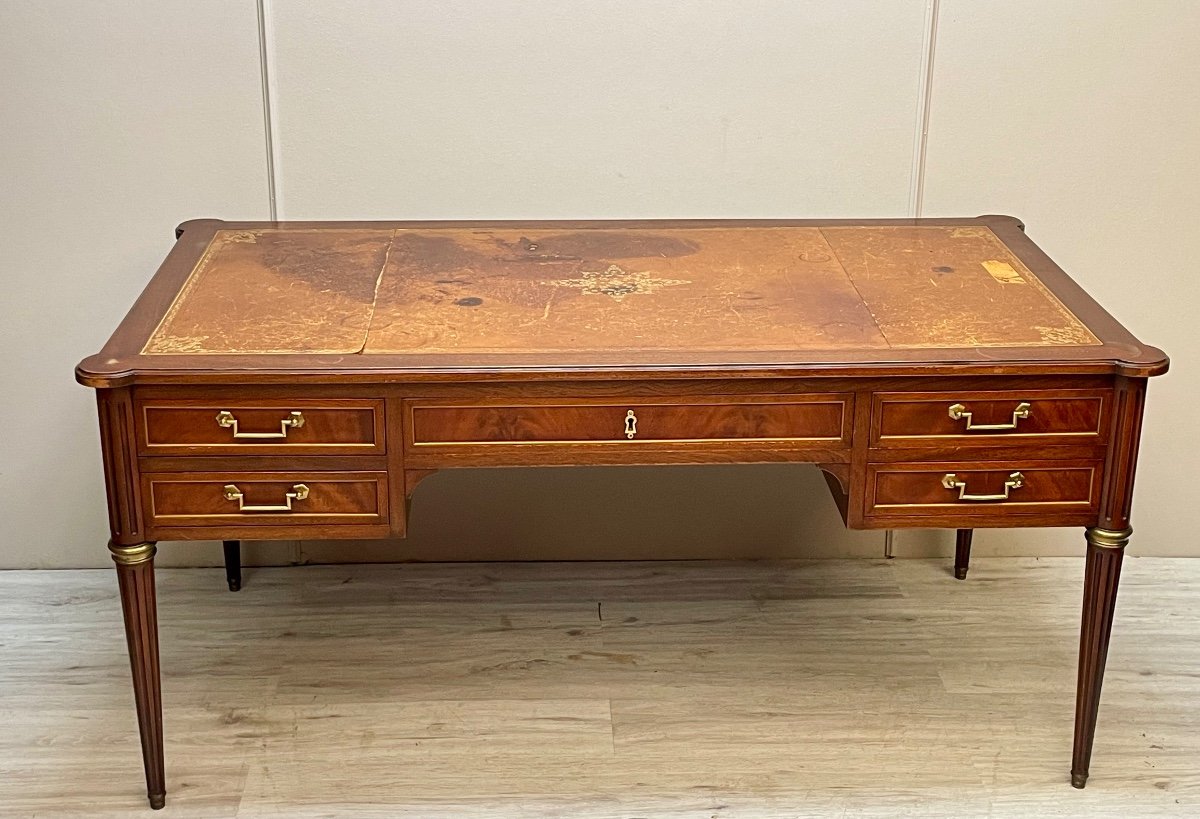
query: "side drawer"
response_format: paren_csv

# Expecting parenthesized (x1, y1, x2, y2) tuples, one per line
(865, 461, 1102, 519)
(870, 389, 1110, 449)
(406, 395, 852, 447)
(142, 471, 388, 527)
(136, 398, 385, 455)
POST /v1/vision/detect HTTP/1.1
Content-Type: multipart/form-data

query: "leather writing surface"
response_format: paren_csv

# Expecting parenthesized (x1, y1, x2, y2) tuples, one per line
(144, 225, 1098, 357)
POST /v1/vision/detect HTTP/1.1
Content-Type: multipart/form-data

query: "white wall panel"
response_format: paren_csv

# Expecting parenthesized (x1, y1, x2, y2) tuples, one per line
(903, 1, 1200, 557)
(269, 1, 929, 220)
(268, 1, 932, 560)
(0, 1, 271, 567)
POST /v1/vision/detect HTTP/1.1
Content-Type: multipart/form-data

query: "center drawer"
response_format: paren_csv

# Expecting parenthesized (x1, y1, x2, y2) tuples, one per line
(405, 395, 852, 448)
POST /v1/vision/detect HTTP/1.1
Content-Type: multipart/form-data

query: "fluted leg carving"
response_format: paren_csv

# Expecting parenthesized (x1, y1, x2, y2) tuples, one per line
(1071, 526, 1129, 788)
(110, 542, 165, 809)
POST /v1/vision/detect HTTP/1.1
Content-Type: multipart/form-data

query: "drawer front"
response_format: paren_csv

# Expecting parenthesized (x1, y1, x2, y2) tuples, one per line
(143, 471, 388, 527)
(865, 461, 1102, 518)
(407, 395, 851, 447)
(137, 398, 385, 455)
(871, 390, 1109, 448)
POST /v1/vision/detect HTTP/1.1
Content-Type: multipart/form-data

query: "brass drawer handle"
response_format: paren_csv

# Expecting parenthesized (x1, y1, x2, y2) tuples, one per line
(222, 483, 309, 512)
(941, 471, 1025, 502)
(625, 409, 638, 439)
(215, 410, 305, 439)
(947, 401, 1030, 431)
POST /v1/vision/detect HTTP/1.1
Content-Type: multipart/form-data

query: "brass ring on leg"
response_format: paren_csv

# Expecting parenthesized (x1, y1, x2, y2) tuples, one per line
(109, 542, 157, 565)
(1085, 527, 1132, 550)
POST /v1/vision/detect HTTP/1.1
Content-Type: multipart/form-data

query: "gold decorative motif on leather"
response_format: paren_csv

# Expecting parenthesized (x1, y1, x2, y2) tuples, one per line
(947, 401, 1031, 431)
(542, 264, 690, 302)
(941, 471, 1025, 502)
(222, 483, 310, 512)
(215, 410, 305, 439)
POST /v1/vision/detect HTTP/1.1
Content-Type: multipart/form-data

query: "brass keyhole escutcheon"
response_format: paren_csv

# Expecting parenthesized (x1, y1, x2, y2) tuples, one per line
(625, 410, 638, 439)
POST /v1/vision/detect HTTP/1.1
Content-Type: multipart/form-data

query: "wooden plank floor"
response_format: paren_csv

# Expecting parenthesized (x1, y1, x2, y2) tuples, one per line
(2, 558, 1198, 818)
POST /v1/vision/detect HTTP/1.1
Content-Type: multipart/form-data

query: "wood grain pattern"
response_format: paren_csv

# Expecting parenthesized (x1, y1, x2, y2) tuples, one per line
(142, 471, 388, 529)
(871, 388, 1109, 448)
(867, 462, 1102, 514)
(407, 395, 850, 445)
(96, 388, 145, 545)
(138, 397, 385, 455)
(6, 560, 1200, 816)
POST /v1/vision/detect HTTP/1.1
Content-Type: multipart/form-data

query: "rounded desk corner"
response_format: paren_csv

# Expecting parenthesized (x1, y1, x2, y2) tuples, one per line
(75, 355, 136, 389)
(174, 217, 226, 240)
(976, 214, 1026, 232)
(1114, 346, 1170, 378)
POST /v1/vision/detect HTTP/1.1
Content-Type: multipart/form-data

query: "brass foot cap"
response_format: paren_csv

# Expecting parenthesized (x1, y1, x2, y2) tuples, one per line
(149, 793, 166, 810)
(228, 579, 242, 592)
(955, 568, 968, 580)
(1071, 772, 1088, 789)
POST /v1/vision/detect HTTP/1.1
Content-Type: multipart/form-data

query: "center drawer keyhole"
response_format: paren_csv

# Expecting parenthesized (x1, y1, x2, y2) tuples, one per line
(625, 410, 638, 439)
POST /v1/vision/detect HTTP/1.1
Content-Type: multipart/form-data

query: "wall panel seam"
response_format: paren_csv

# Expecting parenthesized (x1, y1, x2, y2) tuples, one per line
(256, 0, 282, 219)
(908, 0, 941, 218)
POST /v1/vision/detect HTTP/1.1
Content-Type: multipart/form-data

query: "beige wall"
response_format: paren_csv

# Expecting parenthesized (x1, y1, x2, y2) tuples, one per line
(0, 2, 1194, 568)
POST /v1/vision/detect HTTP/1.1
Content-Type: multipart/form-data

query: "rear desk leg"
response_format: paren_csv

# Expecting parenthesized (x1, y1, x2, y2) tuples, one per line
(954, 529, 973, 580)
(222, 540, 242, 592)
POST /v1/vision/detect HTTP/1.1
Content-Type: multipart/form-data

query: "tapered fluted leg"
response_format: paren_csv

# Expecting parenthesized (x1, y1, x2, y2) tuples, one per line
(222, 540, 242, 591)
(954, 529, 972, 580)
(1071, 526, 1129, 788)
(110, 542, 166, 809)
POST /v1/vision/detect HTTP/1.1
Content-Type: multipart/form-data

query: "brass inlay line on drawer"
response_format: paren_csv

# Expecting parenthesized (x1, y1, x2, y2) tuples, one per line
(407, 397, 851, 447)
(871, 390, 1109, 446)
(868, 464, 1098, 511)
(138, 399, 385, 455)
(144, 472, 387, 524)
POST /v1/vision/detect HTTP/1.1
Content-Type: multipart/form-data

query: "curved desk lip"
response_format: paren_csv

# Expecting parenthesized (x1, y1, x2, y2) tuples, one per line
(76, 215, 1170, 389)
(76, 351, 1169, 389)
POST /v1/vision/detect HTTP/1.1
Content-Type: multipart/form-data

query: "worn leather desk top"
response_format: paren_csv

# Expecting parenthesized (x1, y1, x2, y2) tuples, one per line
(77, 217, 1167, 386)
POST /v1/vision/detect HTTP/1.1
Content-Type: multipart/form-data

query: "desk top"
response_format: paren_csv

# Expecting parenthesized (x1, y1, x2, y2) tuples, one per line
(77, 216, 1166, 386)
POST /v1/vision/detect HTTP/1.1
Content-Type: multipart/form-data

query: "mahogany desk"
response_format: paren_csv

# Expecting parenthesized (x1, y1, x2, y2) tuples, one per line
(77, 217, 1167, 809)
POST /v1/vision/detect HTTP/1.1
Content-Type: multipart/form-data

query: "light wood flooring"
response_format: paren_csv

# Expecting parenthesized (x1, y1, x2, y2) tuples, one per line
(2, 558, 1198, 818)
